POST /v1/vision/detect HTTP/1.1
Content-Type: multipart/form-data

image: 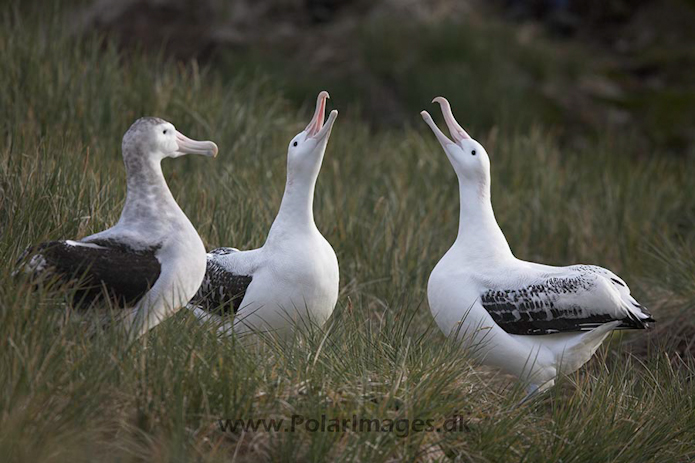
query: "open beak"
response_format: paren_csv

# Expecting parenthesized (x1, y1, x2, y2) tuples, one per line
(421, 110, 454, 147)
(175, 131, 219, 157)
(315, 109, 338, 141)
(305, 91, 335, 140)
(420, 97, 471, 147)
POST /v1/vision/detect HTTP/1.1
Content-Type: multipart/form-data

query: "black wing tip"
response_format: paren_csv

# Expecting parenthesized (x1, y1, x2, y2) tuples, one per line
(493, 313, 658, 335)
(618, 316, 656, 330)
(20, 239, 63, 254)
(13, 240, 65, 274)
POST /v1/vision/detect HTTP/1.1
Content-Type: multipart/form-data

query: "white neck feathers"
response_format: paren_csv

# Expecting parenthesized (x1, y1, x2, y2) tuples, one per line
(266, 155, 322, 244)
(452, 176, 513, 260)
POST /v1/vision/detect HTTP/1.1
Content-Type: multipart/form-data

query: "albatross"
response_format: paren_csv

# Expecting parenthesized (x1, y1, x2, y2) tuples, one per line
(420, 97, 654, 397)
(19, 117, 218, 338)
(189, 91, 339, 337)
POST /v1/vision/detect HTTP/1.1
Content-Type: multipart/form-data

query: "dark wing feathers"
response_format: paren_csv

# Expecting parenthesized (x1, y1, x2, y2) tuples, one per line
(481, 275, 652, 336)
(191, 252, 252, 315)
(19, 240, 161, 307)
(208, 247, 240, 256)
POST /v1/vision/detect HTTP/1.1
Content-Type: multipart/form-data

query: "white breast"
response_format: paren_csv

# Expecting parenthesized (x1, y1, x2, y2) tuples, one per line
(234, 234, 339, 336)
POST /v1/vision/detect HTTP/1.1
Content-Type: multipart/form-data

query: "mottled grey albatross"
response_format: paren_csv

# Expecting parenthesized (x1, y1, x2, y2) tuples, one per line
(18, 117, 218, 338)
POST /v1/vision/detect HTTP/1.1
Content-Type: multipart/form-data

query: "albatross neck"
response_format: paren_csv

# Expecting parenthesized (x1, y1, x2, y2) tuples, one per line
(119, 154, 183, 228)
(452, 176, 513, 261)
(266, 163, 321, 243)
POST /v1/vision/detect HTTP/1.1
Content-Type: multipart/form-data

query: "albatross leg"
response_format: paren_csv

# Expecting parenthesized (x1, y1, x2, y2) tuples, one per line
(190, 306, 235, 337)
(518, 379, 555, 405)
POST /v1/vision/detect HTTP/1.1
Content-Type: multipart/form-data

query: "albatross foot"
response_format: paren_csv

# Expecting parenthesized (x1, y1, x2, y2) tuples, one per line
(517, 379, 555, 406)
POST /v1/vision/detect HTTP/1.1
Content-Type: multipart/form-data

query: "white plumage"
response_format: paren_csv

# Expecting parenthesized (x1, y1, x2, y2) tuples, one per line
(189, 92, 339, 338)
(421, 97, 654, 395)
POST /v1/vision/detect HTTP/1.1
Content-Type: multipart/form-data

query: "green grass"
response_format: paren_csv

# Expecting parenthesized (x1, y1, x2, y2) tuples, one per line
(2, 5, 695, 462)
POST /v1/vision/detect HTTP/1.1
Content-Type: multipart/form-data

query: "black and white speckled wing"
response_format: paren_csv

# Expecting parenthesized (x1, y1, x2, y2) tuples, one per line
(17, 239, 161, 307)
(191, 248, 252, 315)
(480, 265, 655, 335)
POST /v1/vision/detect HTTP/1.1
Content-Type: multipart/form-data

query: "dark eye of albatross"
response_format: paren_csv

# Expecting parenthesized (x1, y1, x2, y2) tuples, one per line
(163, 130, 168, 134)
(471, 150, 476, 156)
(293, 141, 298, 147)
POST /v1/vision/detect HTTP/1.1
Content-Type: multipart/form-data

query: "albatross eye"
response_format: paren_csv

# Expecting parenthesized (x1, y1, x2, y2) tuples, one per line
(163, 130, 168, 134)
(471, 150, 476, 156)
(293, 141, 298, 147)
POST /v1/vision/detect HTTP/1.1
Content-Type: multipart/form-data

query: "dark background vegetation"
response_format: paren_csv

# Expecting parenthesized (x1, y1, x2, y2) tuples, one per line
(1, 0, 694, 461)
(73, 0, 695, 150)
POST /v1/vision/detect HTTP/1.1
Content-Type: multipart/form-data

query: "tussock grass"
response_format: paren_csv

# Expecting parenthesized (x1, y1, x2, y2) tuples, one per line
(1, 4, 694, 462)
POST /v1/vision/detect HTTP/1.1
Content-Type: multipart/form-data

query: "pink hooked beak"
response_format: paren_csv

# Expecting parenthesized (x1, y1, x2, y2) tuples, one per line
(175, 131, 218, 157)
(305, 91, 332, 139)
(420, 96, 472, 146)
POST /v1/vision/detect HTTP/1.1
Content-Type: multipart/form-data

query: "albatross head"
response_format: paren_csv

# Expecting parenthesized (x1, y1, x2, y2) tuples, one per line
(286, 91, 338, 180)
(123, 117, 218, 162)
(420, 97, 490, 184)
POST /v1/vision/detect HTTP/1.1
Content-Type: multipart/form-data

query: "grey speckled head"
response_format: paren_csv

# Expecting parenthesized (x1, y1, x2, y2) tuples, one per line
(121, 117, 218, 167)
(122, 117, 171, 163)
(114, 118, 218, 236)
(126, 117, 167, 138)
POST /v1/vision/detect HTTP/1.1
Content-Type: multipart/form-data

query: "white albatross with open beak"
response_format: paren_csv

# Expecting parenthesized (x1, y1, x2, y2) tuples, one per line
(421, 97, 654, 398)
(189, 91, 340, 338)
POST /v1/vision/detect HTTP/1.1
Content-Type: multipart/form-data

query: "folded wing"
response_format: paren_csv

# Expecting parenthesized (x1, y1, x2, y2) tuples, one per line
(17, 239, 161, 307)
(480, 267, 654, 335)
(190, 248, 253, 315)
